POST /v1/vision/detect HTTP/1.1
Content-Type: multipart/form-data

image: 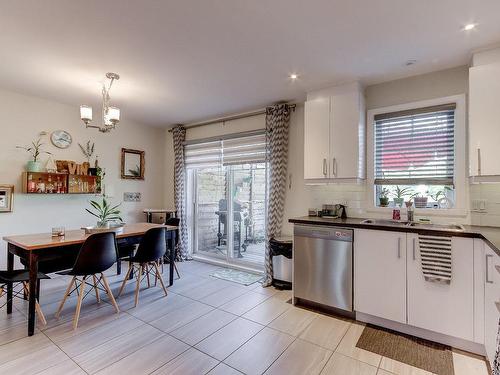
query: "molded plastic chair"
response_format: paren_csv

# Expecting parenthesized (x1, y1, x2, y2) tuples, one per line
(0, 270, 49, 325)
(117, 227, 168, 307)
(55, 232, 120, 329)
(164, 217, 180, 279)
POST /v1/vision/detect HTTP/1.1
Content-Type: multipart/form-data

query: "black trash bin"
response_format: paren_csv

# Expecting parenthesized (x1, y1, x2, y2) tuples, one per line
(270, 236, 292, 290)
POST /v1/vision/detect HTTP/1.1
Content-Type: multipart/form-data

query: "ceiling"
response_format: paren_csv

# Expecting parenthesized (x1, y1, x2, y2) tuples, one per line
(1, 0, 500, 127)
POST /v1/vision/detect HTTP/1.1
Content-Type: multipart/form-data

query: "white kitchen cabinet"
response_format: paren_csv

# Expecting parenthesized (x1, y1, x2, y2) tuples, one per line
(304, 83, 365, 181)
(469, 62, 500, 177)
(304, 97, 330, 179)
(406, 234, 474, 341)
(354, 229, 407, 323)
(484, 244, 500, 369)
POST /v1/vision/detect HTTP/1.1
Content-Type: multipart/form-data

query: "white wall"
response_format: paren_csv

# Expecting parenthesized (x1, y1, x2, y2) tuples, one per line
(0, 88, 166, 268)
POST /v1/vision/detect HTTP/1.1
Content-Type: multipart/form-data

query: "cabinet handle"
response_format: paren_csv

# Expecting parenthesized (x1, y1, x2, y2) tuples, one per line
(397, 238, 401, 259)
(477, 148, 482, 176)
(322, 158, 327, 176)
(332, 158, 337, 177)
(486, 254, 494, 283)
(413, 238, 416, 261)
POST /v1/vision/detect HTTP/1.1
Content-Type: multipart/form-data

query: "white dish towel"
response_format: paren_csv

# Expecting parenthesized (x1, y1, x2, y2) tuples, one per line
(418, 234, 452, 284)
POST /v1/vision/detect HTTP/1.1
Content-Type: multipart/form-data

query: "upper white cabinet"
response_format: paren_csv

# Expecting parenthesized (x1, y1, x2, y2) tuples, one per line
(469, 62, 500, 177)
(406, 234, 474, 341)
(304, 82, 365, 181)
(484, 244, 500, 369)
(354, 229, 407, 323)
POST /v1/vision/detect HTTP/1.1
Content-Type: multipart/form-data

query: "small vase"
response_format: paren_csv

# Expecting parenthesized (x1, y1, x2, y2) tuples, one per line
(26, 161, 44, 172)
(88, 168, 97, 176)
(393, 198, 404, 207)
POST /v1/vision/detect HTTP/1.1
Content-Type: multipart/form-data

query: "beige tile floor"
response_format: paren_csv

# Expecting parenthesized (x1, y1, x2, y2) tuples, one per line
(0, 260, 490, 375)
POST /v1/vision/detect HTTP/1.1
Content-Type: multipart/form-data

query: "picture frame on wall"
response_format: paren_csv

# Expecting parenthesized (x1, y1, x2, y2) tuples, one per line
(0, 185, 14, 212)
(121, 148, 145, 180)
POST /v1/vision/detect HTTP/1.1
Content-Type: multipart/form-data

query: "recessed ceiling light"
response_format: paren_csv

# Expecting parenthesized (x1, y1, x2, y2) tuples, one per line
(289, 73, 298, 80)
(463, 23, 477, 31)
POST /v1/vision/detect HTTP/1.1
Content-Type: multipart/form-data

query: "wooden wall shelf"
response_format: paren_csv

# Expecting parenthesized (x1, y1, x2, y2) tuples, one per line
(22, 172, 101, 195)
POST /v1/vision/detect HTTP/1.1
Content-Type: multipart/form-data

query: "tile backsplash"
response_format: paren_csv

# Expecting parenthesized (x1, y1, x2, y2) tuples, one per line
(470, 183, 500, 227)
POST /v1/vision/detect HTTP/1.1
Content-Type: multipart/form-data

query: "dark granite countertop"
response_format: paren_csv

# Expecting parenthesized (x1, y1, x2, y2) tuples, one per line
(289, 216, 500, 257)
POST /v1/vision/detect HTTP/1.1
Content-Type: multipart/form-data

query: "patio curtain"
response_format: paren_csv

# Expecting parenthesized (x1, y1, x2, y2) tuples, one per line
(263, 104, 291, 286)
(172, 124, 189, 260)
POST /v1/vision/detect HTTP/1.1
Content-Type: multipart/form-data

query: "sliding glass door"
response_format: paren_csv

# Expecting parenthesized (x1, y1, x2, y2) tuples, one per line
(186, 132, 267, 269)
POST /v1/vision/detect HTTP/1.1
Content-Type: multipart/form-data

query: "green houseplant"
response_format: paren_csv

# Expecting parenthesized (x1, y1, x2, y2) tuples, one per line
(86, 197, 123, 228)
(378, 187, 390, 207)
(17, 134, 52, 172)
(392, 186, 415, 207)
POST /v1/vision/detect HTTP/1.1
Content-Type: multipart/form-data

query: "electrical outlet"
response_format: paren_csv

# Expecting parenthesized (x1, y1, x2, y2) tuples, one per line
(471, 199, 487, 212)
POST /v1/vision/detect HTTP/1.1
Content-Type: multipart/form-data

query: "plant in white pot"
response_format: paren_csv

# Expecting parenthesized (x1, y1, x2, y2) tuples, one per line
(17, 134, 52, 172)
(86, 197, 123, 228)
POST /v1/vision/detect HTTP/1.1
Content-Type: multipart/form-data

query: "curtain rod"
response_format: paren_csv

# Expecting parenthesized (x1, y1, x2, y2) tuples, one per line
(168, 103, 296, 132)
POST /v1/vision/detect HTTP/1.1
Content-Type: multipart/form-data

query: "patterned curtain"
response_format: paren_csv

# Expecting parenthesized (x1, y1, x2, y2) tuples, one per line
(171, 125, 189, 260)
(263, 104, 291, 286)
(494, 318, 500, 375)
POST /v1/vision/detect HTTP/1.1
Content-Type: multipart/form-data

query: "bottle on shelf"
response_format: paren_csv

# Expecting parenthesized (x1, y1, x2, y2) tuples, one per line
(27, 173, 36, 193)
(36, 178, 45, 193)
(46, 175, 54, 194)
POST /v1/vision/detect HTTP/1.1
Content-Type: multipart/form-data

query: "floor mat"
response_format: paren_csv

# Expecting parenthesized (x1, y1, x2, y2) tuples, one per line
(356, 324, 454, 375)
(210, 268, 263, 286)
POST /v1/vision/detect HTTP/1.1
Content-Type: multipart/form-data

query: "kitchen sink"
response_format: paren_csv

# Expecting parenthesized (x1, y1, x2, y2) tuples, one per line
(360, 219, 409, 227)
(407, 222, 465, 232)
(360, 219, 465, 232)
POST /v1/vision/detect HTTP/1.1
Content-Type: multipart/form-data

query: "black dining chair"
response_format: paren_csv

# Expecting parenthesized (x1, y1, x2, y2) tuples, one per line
(0, 270, 50, 325)
(55, 232, 120, 329)
(164, 217, 180, 279)
(117, 227, 168, 307)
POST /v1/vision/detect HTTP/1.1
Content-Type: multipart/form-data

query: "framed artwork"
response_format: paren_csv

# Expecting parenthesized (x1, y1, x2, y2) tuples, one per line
(0, 185, 14, 212)
(121, 148, 145, 180)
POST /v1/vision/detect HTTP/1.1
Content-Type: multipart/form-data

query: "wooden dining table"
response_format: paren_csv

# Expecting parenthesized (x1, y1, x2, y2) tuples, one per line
(3, 222, 178, 336)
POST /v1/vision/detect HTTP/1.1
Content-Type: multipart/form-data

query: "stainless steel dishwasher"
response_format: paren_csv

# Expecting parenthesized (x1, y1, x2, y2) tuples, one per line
(293, 225, 353, 313)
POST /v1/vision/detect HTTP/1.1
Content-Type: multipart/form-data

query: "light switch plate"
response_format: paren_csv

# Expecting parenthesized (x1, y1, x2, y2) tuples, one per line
(471, 199, 487, 212)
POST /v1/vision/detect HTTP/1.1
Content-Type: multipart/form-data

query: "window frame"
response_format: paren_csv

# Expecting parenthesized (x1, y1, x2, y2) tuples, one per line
(366, 95, 467, 217)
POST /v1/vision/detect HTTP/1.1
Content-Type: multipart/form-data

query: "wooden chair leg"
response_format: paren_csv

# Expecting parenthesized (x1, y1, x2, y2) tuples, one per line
(92, 275, 100, 303)
(153, 262, 168, 297)
(73, 277, 86, 330)
(35, 302, 47, 325)
(117, 263, 134, 298)
(101, 273, 119, 314)
(174, 262, 180, 279)
(134, 264, 143, 307)
(146, 264, 151, 288)
(0, 286, 3, 298)
(55, 276, 76, 318)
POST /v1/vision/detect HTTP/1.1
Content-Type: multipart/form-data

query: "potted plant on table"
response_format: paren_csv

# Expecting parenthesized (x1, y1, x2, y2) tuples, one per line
(378, 187, 390, 207)
(17, 133, 52, 172)
(392, 186, 415, 207)
(86, 197, 123, 228)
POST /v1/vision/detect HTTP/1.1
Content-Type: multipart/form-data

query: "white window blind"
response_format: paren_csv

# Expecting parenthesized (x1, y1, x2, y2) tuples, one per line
(374, 104, 456, 186)
(184, 132, 267, 169)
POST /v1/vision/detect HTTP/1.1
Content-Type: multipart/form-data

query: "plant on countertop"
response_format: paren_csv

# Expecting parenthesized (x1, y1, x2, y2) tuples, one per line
(17, 132, 52, 172)
(86, 197, 123, 227)
(378, 187, 390, 207)
(78, 140, 95, 163)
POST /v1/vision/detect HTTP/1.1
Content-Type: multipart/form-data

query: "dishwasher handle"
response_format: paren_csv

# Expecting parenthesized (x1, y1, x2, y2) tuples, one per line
(294, 225, 353, 242)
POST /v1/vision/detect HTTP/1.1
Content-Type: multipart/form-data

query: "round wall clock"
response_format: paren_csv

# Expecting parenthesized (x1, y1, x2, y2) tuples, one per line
(51, 130, 72, 149)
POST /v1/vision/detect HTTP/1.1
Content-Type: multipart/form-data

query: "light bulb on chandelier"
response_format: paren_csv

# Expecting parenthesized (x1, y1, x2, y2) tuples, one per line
(80, 72, 121, 133)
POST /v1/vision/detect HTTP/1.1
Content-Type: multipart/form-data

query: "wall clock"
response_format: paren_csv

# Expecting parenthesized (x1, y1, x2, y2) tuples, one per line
(51, 130, 72, 149)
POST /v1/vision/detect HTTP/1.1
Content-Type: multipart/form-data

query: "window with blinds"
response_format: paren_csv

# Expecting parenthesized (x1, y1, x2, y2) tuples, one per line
(374, 104, 456, 186)
(184, 132, 267, 169)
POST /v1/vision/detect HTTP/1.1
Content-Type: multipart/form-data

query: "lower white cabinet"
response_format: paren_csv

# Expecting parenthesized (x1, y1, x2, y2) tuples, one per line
(484, 244, 500, 369)
(354, 229, 407, 324)
(406, 234, 474, 341)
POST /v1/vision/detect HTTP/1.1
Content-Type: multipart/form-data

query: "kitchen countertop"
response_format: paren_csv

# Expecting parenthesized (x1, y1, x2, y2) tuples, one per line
(289, 216, 500, 257)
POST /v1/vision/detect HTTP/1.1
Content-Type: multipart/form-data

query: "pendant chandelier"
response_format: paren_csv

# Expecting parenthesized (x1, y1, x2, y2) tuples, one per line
(80, 72, 121, 133)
